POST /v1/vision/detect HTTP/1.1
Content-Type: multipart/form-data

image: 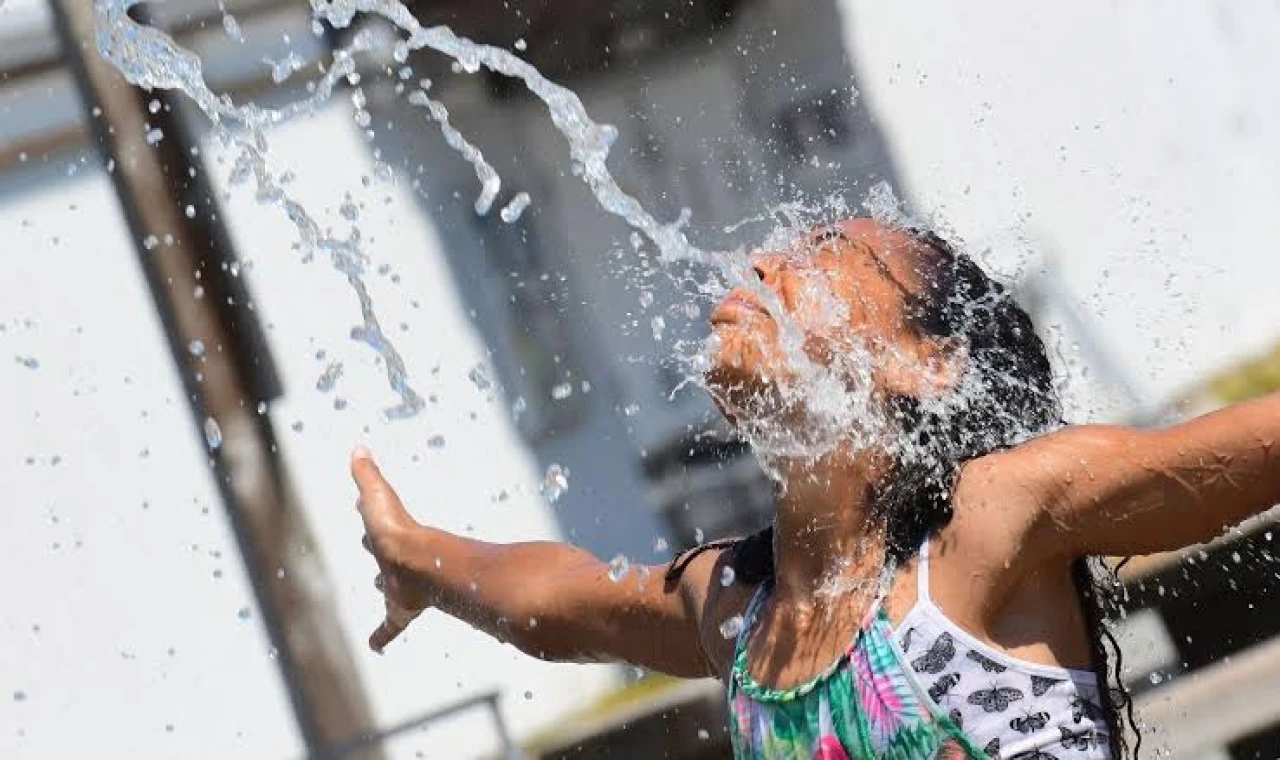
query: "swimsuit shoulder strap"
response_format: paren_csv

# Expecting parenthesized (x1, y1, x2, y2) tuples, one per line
(736, 582, 771, 649)
(916, 536, 934, 604)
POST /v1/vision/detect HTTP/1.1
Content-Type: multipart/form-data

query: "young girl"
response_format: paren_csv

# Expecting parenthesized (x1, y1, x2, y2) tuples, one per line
(351, 218, 1280, 759)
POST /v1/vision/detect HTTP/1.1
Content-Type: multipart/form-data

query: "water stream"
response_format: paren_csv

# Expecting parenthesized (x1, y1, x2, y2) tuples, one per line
(93, 0, 921, 463)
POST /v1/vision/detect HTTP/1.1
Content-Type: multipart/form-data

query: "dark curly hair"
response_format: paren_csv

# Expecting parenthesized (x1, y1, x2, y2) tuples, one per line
(669, 227, 1136, 758)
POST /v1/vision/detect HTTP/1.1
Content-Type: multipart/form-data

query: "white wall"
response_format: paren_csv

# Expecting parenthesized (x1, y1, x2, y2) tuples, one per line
(0, 160, 303, 759)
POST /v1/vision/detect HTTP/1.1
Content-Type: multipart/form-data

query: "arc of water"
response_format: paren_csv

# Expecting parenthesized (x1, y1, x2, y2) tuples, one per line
(94, 0, 832, 432)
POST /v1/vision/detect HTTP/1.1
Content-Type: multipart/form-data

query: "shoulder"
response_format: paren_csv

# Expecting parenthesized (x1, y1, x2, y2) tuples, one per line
(948, 425, 1135, 562)
(668, 545, 759, 682)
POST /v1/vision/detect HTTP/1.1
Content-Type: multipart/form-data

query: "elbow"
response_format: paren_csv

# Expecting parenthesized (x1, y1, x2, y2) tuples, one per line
(502, 608, 558, 661)
(500, 589, 583, 663)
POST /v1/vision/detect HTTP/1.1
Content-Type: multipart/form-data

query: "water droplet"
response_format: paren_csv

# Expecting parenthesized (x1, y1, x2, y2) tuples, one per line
(653, 536, 668, 553)
(551, 382, 572, 400)
(514, 38, 527, 51)
(523, 690, 533, 699)
(499, 192, 531, 223)
(148, 99, 161, 114)
(203, 417, 223, 450)
(720, 566, 736, 587)
(607, 554, 630, 582)
(188, 339, 205, 357)
(694, 527, 705, 543)
(697, 728, 710, 740)
(291, 421, 304, 433)
(468, 363, 493, 391)
(237, 607, 251, 621)
(256, 401, 268, 415)
(184, 205, 196, 219)
(222, 12, 244, 41)
(17, 356, 39, 370)
(650, 315, 665, 340)
(540, 463, 569, 503)
(719, 615, 744, 639)
(315, 361, 344, 393)
(638, 291, 654, 309)
(145, 128, 164, 145)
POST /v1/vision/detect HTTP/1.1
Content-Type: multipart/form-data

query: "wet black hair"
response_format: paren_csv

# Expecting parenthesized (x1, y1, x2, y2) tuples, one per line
(668, 227, 1135, 758)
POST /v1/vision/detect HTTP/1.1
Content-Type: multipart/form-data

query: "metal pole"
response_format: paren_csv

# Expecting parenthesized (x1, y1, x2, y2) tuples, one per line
(324, 691, 515, 760)
(46, 4, 385, 759)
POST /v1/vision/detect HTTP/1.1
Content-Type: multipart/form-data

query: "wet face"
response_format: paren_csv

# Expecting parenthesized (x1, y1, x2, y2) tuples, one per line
(706, 218, 953, 428)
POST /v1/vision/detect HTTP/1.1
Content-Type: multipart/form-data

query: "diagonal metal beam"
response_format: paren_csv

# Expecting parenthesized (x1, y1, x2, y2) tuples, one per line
(46, 2, 385, 758)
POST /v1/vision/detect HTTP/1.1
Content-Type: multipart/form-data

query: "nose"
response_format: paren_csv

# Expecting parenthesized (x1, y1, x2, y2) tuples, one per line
(748, 252, 785, 283)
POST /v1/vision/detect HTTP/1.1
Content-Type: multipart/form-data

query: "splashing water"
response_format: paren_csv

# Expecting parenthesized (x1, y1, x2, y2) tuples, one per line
(95, 0, 426, 418)
(203, 417, 223, 450)
(92, 0, 968, 472)
(499, 192, 531, 224)
(607, 554, 630, 582)
(315, 361, 344, 393)
(540, 463, 569, 503)
(405, 88, 500, 215)
(718, 614, 744, 639)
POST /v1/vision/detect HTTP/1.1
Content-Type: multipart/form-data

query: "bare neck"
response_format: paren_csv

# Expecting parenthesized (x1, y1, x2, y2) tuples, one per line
(769, 446, 892, 609)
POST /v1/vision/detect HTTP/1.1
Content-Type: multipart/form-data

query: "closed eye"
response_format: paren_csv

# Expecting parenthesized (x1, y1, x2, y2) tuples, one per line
(811, 229, 847, 246)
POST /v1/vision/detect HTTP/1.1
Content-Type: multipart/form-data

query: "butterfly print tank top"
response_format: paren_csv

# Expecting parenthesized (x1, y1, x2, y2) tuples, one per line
(895, 540, 1111, 759)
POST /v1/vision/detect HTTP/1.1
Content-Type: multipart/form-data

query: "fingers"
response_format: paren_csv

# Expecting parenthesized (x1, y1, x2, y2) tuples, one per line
(351, 446, 417, 539)
(352, 445, 425, 654)
(351, 446, 390, 515)
(369, 599, 422, 654)
(369, 619, 400, 654)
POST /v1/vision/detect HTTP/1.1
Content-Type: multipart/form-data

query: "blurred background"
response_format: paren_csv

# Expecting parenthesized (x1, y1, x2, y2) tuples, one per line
(2, 0, 1280, 758)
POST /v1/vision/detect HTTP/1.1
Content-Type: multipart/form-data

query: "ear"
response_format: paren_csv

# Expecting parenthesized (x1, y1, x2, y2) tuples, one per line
(880, 335, 963, 398)
(917, 336, 964, 396)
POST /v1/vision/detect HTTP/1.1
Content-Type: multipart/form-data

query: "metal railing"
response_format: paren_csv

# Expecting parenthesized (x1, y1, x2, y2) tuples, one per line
(322, 691, 523, 760)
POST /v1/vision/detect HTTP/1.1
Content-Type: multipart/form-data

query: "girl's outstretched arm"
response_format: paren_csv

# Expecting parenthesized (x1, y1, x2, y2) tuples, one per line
(350, 447, 722, 678)
(1024, 391, 1280, 557)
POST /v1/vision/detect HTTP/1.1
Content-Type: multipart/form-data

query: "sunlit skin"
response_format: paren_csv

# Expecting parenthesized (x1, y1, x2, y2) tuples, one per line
(706, 218, 952, 419)
(350, 217, 1280, 697)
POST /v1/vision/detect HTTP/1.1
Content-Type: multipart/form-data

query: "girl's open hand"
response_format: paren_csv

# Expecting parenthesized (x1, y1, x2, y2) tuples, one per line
(351, 446, 434, 653)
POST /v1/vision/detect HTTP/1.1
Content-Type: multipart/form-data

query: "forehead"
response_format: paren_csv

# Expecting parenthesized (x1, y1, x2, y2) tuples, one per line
(805, 218, 930, 291)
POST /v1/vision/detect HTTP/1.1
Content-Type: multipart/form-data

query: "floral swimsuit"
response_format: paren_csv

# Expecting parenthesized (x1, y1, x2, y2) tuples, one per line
(728, 576, 985, 760)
